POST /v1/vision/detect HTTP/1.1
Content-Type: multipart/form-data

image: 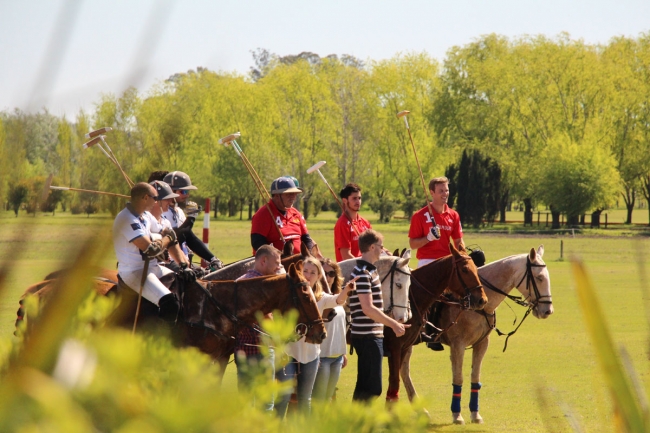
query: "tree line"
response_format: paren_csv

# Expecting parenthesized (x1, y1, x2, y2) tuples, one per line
(1, 33, 649, 227)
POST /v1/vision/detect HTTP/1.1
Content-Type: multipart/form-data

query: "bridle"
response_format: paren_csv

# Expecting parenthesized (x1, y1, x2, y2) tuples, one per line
(288, 274, 325, 338)
(446, 255, 485, 310)
(380, 259, 411, 318)
(477, 255, 551, 351)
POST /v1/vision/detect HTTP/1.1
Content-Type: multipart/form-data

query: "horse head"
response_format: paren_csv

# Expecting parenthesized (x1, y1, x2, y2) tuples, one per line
(448, 242, 487, 310)
(376, 250, 413, 323)
(286, 261, 327, 344)
(518, 245, 553, 319)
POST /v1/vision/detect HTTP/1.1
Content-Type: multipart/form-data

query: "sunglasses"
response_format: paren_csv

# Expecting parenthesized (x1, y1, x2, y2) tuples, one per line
(325, 270, 337, 278)
(147, 194, 159, 201)
(175, 190, 190, 196)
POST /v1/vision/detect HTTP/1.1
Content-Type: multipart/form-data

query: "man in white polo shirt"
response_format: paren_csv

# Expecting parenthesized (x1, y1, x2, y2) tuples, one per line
(113, 182, 195, 321)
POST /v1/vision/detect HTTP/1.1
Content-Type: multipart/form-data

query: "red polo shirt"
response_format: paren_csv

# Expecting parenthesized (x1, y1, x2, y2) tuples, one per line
(408, 204, 462, 260)
(251, 201, 308, 253)
(334, 213, 372, 262)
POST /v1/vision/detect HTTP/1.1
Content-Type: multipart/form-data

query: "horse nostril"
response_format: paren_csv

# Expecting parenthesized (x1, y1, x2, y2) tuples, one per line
(320, 332, 326, 341)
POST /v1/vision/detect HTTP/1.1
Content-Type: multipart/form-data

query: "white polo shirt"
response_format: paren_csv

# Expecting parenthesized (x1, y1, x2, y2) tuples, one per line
(113, 205, 157, 274)
(162, 205, 186, 229)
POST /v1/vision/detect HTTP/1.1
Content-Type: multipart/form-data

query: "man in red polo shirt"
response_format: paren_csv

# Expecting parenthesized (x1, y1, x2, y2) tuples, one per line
(409, 176, 464, 350)
(334, 183, 372, 262)
(408, 176, 464, 266)
(251, 176, 322, 257)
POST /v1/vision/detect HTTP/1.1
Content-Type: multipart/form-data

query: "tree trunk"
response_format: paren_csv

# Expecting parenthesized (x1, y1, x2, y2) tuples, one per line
(622, 187, 635, 224)
(591, 209, 602, 228)
(248, 198, 253, 220)
(550, 205, 561, 229)
(523, 198, 533, 226)
(498, 189, 509, 223)
(567, 214, 580, 227)
(302, 197, 310, 220)
(239, 198, 244, 220)
(213, 195, 219, 219)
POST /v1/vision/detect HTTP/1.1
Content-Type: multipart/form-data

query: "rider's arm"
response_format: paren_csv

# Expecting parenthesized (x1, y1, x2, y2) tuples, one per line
(338, 247, 355, 260)
(409, 236, 429, 250)
(454, 237, 465, 251)
(251, 233, 269, 251)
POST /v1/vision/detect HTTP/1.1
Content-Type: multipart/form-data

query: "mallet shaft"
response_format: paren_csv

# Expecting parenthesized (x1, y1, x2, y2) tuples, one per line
(50, 186, 129, 198)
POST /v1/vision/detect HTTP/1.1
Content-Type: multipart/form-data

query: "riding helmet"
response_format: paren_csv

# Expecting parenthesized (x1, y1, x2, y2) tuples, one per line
(163, 171, 198, 191)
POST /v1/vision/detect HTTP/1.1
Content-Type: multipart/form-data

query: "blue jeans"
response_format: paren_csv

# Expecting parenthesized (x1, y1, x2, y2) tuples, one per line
(351, 337, 384, 401)
(313, 355, 344, 401)
(235, 349, 275, 411)
(275, 356, 319, 417)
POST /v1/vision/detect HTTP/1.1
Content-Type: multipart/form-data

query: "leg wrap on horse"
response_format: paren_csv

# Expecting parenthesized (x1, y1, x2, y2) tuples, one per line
(469, 382, 481, 412)
(451, 384, 462, 413)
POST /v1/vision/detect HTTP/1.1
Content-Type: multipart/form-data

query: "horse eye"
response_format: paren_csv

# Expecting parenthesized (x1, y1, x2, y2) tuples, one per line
(536, 276, 543, 282)
(396, 283, 402, 289)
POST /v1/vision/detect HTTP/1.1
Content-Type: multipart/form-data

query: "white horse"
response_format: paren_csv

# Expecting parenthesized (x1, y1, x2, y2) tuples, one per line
(400, 245, 553, 424)
(338, 250, 413, 323)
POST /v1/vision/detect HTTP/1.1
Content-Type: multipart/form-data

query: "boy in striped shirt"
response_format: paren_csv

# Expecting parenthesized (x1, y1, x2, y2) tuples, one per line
(348, 229, 410, 401)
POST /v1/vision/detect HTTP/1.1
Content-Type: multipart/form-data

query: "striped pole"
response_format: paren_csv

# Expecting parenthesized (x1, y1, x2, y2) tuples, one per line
(201, 198, 211, 268)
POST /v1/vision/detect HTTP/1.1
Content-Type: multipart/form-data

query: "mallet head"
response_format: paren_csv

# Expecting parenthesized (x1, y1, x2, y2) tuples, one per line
(307, 161, 326, 174)
(85, 127, 113, 139)
(396, 110, 411, 118)
(218, 132, 241, 146)
(82, 136, 104, 149)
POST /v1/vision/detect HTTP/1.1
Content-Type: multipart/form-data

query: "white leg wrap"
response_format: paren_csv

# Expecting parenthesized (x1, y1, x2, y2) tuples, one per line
(120, 265, 172, 305)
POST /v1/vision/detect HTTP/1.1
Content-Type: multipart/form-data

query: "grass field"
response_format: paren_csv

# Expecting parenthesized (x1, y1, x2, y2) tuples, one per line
(1, 208, 649, 432)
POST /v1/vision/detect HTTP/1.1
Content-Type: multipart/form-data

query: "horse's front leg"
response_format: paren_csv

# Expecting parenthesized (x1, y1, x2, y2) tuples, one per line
(469, 335, 490, 424)
(400, 345, 417, 402)
(400, 346, 431, 420)
(449, 342, 466, 425)
(385, 342, 402, 402)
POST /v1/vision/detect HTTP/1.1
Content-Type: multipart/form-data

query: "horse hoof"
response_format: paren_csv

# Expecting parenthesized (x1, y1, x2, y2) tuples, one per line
(452, 412, 465, 425)
(471, 411, 484, 424)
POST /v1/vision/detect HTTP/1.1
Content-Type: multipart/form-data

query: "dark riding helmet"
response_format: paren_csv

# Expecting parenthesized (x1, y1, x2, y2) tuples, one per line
(270, 176, 303, 195)
(284, 175, 300, 189)
(163, 171, 198, 191)
(149, 180, 179, 200)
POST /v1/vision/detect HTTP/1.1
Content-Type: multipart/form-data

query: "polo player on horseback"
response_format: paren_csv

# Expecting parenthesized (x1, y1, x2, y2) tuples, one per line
(147, 170, 224, 271)
(113, 182, 196, 322)
(250, 176, 323, 258)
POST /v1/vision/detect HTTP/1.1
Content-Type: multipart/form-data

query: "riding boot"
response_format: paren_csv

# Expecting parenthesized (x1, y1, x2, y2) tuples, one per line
(427, 341, 445, 351)
(158, 293, 180, 322)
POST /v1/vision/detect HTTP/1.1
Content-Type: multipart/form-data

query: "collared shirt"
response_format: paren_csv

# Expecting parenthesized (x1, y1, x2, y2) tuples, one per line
(250, 200, 308, 253)
(408, 204, 462, 260)
(113, 204, 157, 274)
(334, 213, 372, 262)
(348, 259, 383, 337)
(234, 268, 267, 356)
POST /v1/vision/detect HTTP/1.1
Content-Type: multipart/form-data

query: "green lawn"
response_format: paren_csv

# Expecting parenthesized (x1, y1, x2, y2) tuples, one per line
(1, 208, 650, 431)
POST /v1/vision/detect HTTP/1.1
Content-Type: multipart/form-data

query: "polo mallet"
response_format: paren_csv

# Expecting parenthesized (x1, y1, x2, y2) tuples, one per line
(132, 256, 150, 334)
(218, 132, 285, 244)
(307, 161, 359, 236)
(83, 128, 134, 188)
(396, 110, 440, 239)
(50, 186, 130, 199)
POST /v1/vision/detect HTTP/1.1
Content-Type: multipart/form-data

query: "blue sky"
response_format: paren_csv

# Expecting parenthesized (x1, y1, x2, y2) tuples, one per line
(1, 0, 648, 117)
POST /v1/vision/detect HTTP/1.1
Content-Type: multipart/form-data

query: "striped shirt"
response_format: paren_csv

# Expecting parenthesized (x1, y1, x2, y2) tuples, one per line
(348, 260, 383, 337)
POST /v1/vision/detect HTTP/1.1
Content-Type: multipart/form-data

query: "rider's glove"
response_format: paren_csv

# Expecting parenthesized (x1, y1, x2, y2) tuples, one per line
(179, 262, 196, 282)
(427, 226, 441, 241)
(209, 257, 224, 271)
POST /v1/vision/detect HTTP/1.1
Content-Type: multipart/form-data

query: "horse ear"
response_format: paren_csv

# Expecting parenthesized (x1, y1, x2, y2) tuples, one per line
(537, 244, 545, 258)
(400, 248, 407, 257)
(529, 247, 537, 261)
(392, 248, 399, 257)
(283, 242, 294, 258)
(450, 241, 460, 256)
(402, 249, 411, 260)
(288, 262, 297, 278)
(397, 257, 410, 268)
(301, 242, 311, 257)
(295, 260, 303, 272)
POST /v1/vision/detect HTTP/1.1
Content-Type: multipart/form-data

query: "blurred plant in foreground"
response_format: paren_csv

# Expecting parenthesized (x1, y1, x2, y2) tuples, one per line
(571, 258, 650, 432)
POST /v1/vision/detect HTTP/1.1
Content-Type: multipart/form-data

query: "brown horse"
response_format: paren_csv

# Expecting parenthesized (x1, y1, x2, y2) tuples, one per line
(399, 246, 553, 424)
(18, 262, 326, 377)
(384, 244, 487, 403)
